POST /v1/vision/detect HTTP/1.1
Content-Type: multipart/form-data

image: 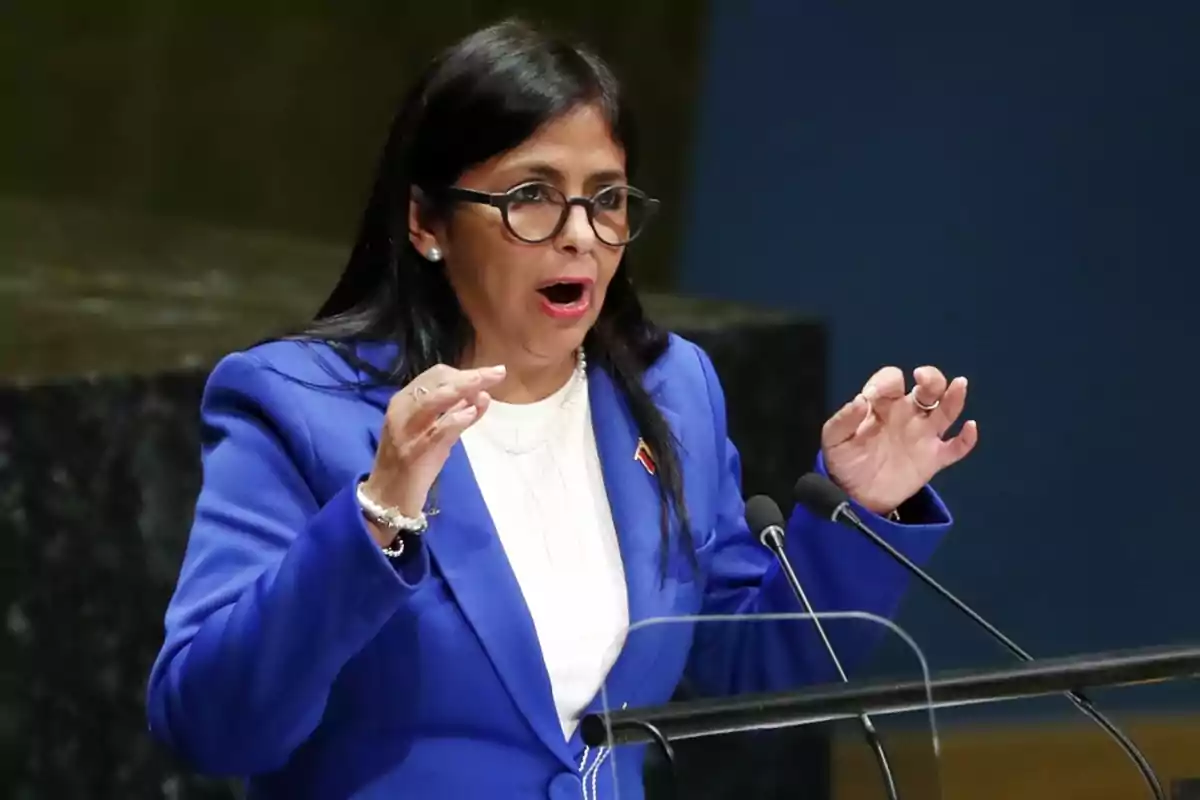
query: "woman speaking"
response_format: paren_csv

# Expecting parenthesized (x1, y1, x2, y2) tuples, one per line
(147, 18, 978, 800)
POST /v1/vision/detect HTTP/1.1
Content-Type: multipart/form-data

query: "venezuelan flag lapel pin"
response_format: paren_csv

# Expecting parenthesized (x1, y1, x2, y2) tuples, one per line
(634, 437, 657, 476)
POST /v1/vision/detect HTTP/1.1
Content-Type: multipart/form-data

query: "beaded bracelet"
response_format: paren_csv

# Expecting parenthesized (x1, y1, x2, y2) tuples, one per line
(355, 481, 428, 558)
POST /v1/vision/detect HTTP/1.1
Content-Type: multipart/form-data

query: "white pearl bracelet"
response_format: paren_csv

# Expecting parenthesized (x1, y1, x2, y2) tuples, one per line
(355, 481, 428, 558)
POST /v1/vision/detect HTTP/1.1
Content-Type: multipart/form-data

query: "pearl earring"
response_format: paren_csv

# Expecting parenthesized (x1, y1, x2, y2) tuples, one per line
(426, 246, 442, 262)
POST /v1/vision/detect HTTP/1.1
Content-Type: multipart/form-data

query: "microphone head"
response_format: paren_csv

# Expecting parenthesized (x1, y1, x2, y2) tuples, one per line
(792, 472, 849, 520)
(745, 494, 786, 541)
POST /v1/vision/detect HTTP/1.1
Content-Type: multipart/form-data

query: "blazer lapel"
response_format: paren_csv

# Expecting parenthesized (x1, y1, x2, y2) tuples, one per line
(583, 363, 683, 714)
(424, 444, 576, 766)
(364, 427, 572, 768)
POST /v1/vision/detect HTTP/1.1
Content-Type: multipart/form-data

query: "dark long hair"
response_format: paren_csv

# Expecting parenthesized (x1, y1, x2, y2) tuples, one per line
(302, 18, 693, 570)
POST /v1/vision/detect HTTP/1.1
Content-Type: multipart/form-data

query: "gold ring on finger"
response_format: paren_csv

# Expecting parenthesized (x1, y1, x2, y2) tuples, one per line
(913, 393, 940, 413)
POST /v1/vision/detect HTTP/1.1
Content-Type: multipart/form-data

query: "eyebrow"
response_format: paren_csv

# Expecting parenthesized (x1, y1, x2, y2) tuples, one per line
(517, 163, 628, 187)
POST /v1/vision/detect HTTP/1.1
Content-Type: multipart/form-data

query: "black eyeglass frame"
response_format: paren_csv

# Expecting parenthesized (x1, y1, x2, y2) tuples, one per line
(437, 181, 661, 246)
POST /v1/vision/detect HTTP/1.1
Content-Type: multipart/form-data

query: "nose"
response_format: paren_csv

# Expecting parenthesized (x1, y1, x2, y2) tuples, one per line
(554, 202, 595, 255)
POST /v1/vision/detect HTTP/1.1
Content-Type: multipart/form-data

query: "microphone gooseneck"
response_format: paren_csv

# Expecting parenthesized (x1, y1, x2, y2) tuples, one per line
(745, 495, 900, 800)
(792, 473, 1165, 800)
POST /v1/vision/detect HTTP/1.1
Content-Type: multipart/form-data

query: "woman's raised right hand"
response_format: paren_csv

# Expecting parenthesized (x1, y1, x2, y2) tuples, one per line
(360, 364, 506, 545)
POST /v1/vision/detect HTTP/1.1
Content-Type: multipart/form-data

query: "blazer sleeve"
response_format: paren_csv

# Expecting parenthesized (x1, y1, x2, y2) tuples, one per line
(683, 345, 950, 697)
(146, 352, 430, 775)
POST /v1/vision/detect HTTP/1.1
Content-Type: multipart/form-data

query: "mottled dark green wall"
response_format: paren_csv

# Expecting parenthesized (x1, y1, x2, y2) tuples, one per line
(0, 2, 708, 378)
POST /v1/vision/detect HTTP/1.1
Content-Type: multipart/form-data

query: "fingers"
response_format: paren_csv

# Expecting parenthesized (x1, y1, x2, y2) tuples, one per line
(411, 363, 507, 399)
(911, 366, 947, 409)
(822, 392, 871, 447)
(938, 419, 979, 467)
(861, 366, 906, 403)
(930, 376, 968, 435)
(854, 364, 974, 446)
(405, 391, 492, 461)
(426, 393, 492, 447)
(398, 365, 506, 433)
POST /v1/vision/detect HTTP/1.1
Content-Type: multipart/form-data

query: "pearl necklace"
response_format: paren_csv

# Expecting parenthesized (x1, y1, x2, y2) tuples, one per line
(471, 348, 587, 456)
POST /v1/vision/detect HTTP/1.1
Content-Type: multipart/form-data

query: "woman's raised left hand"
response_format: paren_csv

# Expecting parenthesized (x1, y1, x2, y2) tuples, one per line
(821, 365, 978, 515)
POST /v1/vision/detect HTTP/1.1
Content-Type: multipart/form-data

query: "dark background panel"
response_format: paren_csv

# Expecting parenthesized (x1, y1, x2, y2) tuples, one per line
(684, 0, 1200, 691)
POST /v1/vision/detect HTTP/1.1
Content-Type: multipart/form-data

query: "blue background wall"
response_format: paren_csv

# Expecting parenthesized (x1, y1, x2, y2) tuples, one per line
(683, 1, 1200, 685)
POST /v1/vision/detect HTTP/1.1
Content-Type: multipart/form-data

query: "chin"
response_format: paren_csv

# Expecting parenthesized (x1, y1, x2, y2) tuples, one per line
(523, 305, 600, 363)
(518, 327, 584, 364)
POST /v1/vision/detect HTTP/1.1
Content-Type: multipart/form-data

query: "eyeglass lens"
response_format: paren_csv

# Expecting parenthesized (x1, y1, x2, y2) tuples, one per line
(504, 183, 650, 245)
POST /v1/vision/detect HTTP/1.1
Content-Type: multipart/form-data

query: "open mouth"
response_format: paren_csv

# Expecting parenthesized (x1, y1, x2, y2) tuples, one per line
(537, 281, 588, 306)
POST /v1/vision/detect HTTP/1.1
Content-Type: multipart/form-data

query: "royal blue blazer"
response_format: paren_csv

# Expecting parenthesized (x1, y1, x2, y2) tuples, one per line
(146, 334, 950, 799)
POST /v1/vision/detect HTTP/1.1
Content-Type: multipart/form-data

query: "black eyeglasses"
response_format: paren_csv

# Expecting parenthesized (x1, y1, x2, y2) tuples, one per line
(438, 181, 660, 246)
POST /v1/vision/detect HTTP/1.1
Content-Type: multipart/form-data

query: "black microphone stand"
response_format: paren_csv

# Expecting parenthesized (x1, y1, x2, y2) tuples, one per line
(822, 493, 1165, 800)
(759, 523, 901, 800)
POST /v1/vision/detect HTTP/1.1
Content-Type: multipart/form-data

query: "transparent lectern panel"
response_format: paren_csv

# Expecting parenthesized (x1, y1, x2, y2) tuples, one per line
(587, 611, 942, 800)
(932, 674, 1198, 800)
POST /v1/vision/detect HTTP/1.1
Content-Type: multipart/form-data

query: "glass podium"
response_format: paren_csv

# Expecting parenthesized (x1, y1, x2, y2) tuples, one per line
(585, 610, 1200, 800)
(592, 611, 943, 800)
